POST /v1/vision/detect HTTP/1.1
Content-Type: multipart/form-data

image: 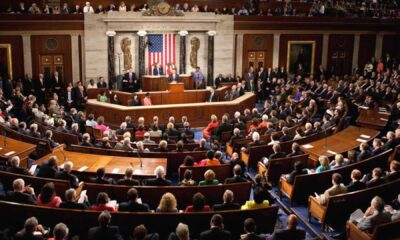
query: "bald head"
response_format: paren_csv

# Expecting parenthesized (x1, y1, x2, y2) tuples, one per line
(287, 214, 298, 230)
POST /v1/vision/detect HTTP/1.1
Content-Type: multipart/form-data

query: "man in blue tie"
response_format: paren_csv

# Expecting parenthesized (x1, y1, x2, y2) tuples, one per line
(192, 66, 204, 89)
(123, 68, 138, 92)
(152, 62, 163, 76)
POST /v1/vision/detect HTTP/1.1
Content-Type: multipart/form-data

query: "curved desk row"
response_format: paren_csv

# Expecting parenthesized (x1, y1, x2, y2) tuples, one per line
(85, 92, 256, 127)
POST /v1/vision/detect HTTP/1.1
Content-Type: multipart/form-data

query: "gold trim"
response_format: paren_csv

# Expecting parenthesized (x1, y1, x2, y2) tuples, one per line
(286, 40, 315, 75)
(0, 44, 13, 80)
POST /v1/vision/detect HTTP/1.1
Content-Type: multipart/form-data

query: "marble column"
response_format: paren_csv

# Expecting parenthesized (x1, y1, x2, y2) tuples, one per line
(272, 34, 280, 69)
(21, 34, 32, 77)
(352, 34, 360, 70)
(375, 34, 383, 59)
(137, 31, 147, 81)
(321, 34, 330, 68)
(235, 34, 244, 77)
(71, 34, 81, 84)
(207, 31, 216, 87)
(178, 31, 188, 74)
(106, 31, 116, 89)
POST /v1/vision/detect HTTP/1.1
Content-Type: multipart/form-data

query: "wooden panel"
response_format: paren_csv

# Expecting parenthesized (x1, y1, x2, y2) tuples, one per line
(278, 34, 322, 73)
(327, 34, 354, 76)
(382, 34, 400, 60)
(358, 34, 376, 67)
(242, 34, 273, 73)
(0, 36, 24, 79)
(31, 35, 72, 86)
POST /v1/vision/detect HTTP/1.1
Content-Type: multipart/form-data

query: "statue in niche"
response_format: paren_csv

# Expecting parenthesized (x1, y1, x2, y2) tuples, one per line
(190, 37, 200, 69)
(120, 37, 132, 71)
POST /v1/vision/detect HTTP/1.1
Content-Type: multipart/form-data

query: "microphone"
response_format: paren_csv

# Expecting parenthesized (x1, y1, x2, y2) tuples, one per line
(130, 145, 143, 169)
(60, 147, 68, 162)
(3, 130, 7, 147)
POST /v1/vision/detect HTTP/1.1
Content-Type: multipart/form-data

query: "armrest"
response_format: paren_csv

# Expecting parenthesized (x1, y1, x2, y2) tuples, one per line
(241, 151, 249, 166)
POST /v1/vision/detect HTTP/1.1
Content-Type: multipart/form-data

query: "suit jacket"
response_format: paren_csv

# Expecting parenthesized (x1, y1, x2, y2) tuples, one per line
(55, 171, 79, 188)
(267, 228, 306, 240)
(384, 171, 400, 182)
(367, 178, 385, 188)
(5, 191, 36, 205)
(14, 229, 44, 240)
(357, 151, 372, 161)
(118, 201, 150, 212)
(145, 177, 172, 186)
(224, 175, 248, 184)
(241, 233, 265, 240)
(117, 178, 140, 186)
(212, 202, 240, 211)
(206, 92, 219, 102)
(319, 184, 347, 205)
(279, 134, 293, 142)
(200, 227, 231, 240)
(357, 211, 392, 232)
(268, 152, 287, 160)
(59, 201, 89, 210)
(36, 163, 58, 179)
(152, 67, 163, 76)
(87, 225, 124, 240)
(168, 74, 180, 83)
(6, 166, 30, 175)
(346, 180, 366, 192)
(286, 169, 308, 184)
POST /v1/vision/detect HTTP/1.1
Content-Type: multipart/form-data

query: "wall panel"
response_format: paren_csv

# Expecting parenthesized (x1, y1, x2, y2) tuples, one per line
(0, 35, 24, 79)
(358, 34, 376, 67)
(382, 35, 400, 61)
(327, 35, 354, 76)
(242, 34, 273, 73)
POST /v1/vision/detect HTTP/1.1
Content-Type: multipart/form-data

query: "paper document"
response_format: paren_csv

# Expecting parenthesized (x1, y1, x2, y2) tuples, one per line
(302, 144, 314, 149)
(78, 166, 88, 172)
(349, 209, 364, 223)
(356, 138, 367, 143)
(4, 151, 15, 156)
(327, 150, 337, 155)
(29, 165, 37, 175)
(112, 168, 120, 174)
(359, 134, 370, 139)
(380, 118, 388, 121)
(78, 190, 87, 204)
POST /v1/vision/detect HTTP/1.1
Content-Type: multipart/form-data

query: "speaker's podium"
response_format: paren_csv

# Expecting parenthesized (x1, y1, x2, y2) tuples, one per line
(168, 83, 184, 93)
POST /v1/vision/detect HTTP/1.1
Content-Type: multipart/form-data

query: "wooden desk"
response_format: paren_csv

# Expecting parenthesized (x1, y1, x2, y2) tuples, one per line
(142, 74, 193, 91)
(85, 92, 256, 127)
(35, 147, 167, 178)
(0, 136, 36, 168)
(300, 126, 379, 162)
(356, 108, 390, 130)
(87, 87, 228, 106)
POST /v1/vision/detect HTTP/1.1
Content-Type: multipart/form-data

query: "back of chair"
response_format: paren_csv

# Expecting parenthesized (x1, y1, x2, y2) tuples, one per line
(266, 154, 309, 185)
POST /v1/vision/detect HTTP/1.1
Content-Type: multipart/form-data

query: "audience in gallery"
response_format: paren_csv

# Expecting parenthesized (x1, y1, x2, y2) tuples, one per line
(3, 0, 400, 18)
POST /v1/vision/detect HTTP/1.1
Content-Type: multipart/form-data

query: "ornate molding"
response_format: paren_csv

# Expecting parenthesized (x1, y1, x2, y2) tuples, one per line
(142, 2, 184, 17)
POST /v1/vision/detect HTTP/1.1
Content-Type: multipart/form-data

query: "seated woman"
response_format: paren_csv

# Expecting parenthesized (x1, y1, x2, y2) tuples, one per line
(174, 141, 187, 152)
(98, 91, 108, 103)
(179, 155, 197, 168)
(156, 192, 178, 212)
(37, 182, 62, 208)
(199, 170, 219, 186)
(95, 116, 109, 133)
(247, 118, 259, 135)
(202, 114, 219, 138)
(330, 154, 347, 169)
(91, 192, 116, 212)
(315, 155, 331, 173)
(198, 151, 220, 166)
(285, 161, 308, 184)
(179, 169, 197, 186)
(185, 192, 211, 212)
(241, 187, 269, 210)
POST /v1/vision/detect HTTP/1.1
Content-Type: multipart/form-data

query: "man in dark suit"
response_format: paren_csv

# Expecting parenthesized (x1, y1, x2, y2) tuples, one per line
(366, 168, 385, 188)
(384, 160, 400, 182)
(214, 74, 224, 88)
(144, 166, 171, 186)
(23, 74, 35, 96)
(357, 142, 372, 161)
(268, 143, 287, 160)
(5, 178, 36, 205)
(215, 115, 232, 141)
(34, 73, 47, 105)
(14, 217, 46, 240)
(117, 167, 140, 186)
(55, 161, 79, 189)
(123, 68, 138, 92)
(87, 211, 123, 240)
(206, 88, 219, 102)
(224, 165, 248, 184)
(59, 188, 90, 210)
(6, 156, 31, 175)
(36, 156, 59, 179)
(279, 127, 293, 142)
(200, 214, 231, 240)
(212, 190, 241, 211)
(152, 63, 163, 76)
(285, 161, 308, 184)
(266, 214, 305, 240)
(50, 71, 63, 95)
(89, 168, 115, 185)
(118, 188, 150, 212)
(168, 69, 180, 83)
(241, 218, 264, 240)
(346, 169, 366, 192)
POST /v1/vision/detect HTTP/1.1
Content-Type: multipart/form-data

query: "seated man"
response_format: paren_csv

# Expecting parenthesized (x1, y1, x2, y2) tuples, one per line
(266, 214, 305, 240)
(36, 156, 59, 179)
(346, 169, 366, 192)
(286, 142, 304, 157)
(142, 132, 156, 144)
(285, 161, 308, 184)
(351, 196, 391, 233)
(212, 190, 240, 211)
(115, 122, 128, 136)
(89, 168, 115, 185)
(6, 156, 31, 175)
(14, 217, 47, 240)
(5, 178, 36, 204)
(241, 218, 264, 240)
(117, 167, 140, 186)
(316, 173, 347, 205)
(357, 142, 372, 161)
(224, 164, 248, 184)
(114, 137, 134, 152)
(200, 214, 231, 240)
(144, 166, 171, 186)
(366, 167, 385, 188)
(384, 160, 400, 182)
(118, 188, 150, 212)
(80, 133, 93, 147)
(228, 128, 244, 145)
(59, 188, 90, 210)
(87, 211, 123, 240)
(55, 161, 79, 189)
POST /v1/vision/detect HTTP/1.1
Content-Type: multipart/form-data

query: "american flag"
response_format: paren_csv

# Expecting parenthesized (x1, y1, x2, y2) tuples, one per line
(147, 34, 176, 74)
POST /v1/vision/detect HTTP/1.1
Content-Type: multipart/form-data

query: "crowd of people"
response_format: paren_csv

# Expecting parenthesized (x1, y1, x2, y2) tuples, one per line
(2, 0, 400, 18)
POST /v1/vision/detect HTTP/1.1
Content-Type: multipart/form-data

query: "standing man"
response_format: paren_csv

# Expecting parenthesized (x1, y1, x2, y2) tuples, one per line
(192, 66, 204, 89)
(51, 71, 63, 96)
(152, 63, 163, 76)
(34, 73, 46, 105)
(123, 68, 138, 92)
(168, 69, 180, 83)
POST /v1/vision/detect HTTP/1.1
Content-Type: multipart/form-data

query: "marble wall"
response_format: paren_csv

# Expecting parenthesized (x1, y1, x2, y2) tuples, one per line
(84, 12, 234, 84)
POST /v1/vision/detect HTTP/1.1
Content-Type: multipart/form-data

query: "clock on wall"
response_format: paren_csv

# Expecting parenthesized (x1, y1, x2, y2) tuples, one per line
(46, 38, 58, 50)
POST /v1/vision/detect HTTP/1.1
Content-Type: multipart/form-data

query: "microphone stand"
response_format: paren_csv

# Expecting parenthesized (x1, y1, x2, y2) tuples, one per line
(3, 130, 7, 148)
(60, 147, 68, 162)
